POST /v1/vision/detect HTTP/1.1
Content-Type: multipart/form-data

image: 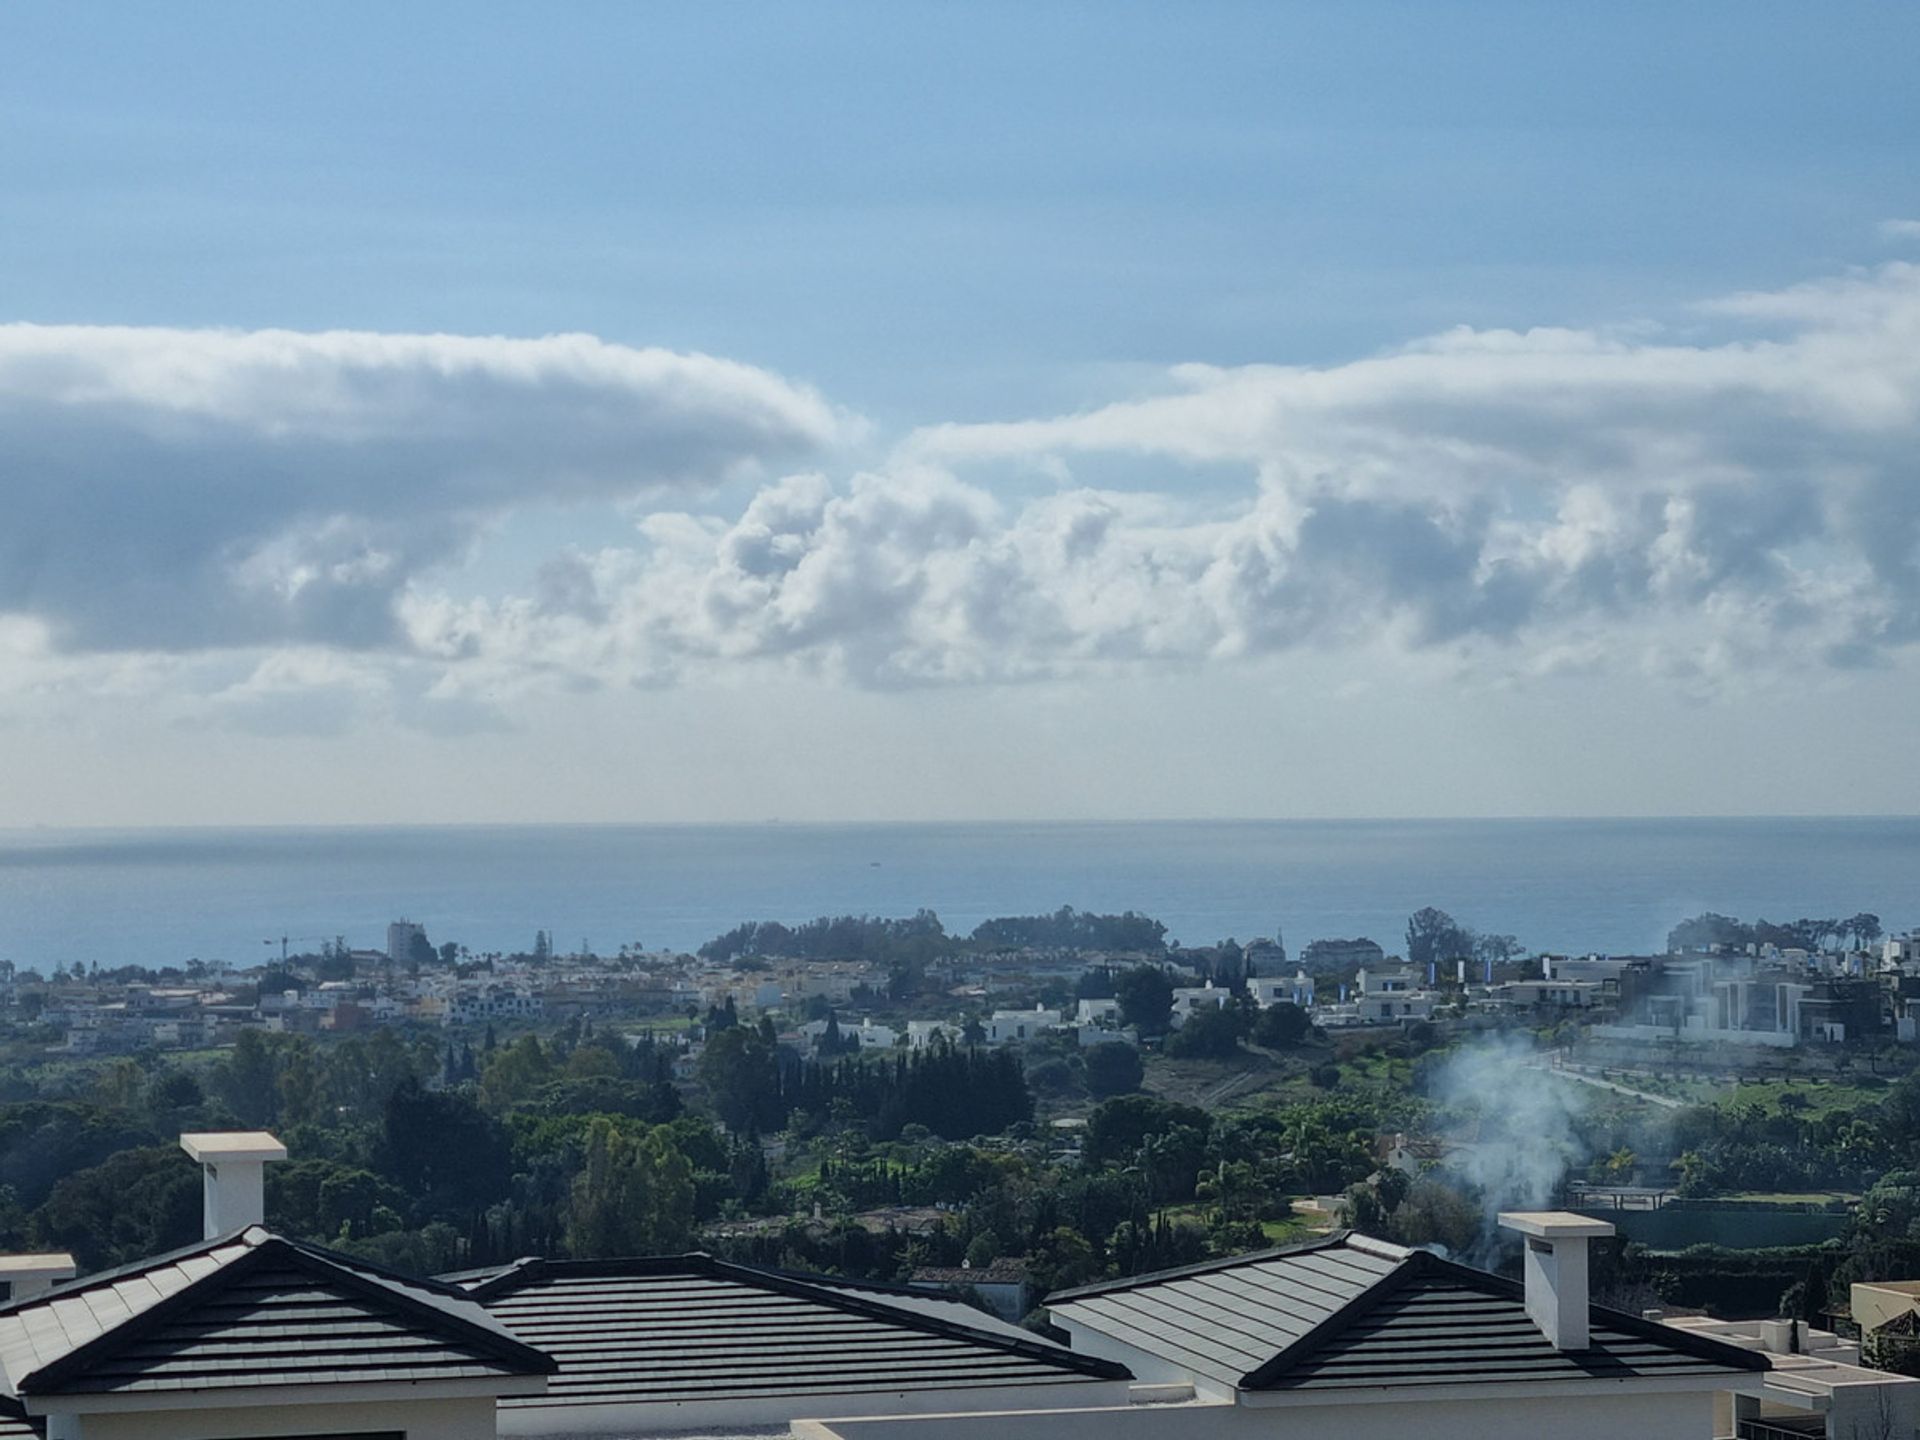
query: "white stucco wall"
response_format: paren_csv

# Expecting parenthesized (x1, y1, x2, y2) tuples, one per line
(47, 1394, 499, 1440)
(796, 1388, 1722, 1440)
(1825, 1379, 1920, 1440)
(500, 1380, 1131, 1436)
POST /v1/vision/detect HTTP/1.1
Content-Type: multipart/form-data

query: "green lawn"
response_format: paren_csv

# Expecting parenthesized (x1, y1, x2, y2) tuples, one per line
(1716, 1078, 1888, 1117)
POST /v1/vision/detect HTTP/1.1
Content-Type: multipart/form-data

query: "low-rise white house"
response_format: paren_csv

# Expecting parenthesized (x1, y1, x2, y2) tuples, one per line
(1169, 982, 1231, 1027)
(906, 1019, 962, 1049)
(1497, 979, 1602, 1010)
(1076, 998, 1122, 1027)
(801, 1017, 900, 1050)
(986, 1006, 1061, 1044)
(1662, 1308, 1920, 1440)
(1247, 972, 1314, 1009)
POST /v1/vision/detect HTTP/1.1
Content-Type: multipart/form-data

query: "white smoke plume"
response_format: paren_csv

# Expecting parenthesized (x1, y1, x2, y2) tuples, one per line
(1427, 1036, 1590, 1264)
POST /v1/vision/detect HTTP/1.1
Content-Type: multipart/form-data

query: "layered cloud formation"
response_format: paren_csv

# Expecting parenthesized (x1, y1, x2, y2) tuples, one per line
(407, 259, 1920, 695)
(0, 324, 842, 651)
(5, 258, 1920, 715)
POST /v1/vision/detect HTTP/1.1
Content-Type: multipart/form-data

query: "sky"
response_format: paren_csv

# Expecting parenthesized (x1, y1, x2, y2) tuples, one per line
(3, 1, 1920, 825)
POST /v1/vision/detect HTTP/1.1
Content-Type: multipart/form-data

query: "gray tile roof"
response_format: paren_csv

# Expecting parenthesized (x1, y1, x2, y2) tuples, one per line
(0, 1227, 554, 1399)
(801, 1273, 1042, 1346)
(452, 1253, 1129, 1410)
(1048, 1231, 1769, 1394)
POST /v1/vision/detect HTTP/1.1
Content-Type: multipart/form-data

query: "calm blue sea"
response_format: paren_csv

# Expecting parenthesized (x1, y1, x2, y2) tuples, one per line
(0, 818, 1913, 970)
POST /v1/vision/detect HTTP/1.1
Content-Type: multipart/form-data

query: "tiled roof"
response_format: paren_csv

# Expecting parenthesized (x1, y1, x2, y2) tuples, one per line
(1048, 1232, 1768, 1394)
(910, 1261, 1031, 1285)
(452, 1253, 1128, 1410)
(800, 1273, 1040, 1344)
(0, 1228, 554, 1398)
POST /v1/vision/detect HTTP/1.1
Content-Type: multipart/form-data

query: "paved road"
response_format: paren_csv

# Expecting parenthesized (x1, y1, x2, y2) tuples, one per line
(1529, 1060, 1686, 1109)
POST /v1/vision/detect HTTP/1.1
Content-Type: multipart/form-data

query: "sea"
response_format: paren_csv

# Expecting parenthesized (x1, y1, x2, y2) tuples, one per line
(0, 817, 1914, 970)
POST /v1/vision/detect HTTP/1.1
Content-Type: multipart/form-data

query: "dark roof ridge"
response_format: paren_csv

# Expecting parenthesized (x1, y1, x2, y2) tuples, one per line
(1410, 1252, 1771, 1375)
(461, 1251, 1130, 1382)
(16, 1234, 556, 1397)
(443, 1254, 547, 1298)
(1045, 1229, 1379, 1305)
(0, 1225, 266, 1317)
(276, 1230, 499, 1306)
(1237, 1247, 1437, 1388)
(1237, 1249, 1769, 1391)
(18, 1235, 285, 1395)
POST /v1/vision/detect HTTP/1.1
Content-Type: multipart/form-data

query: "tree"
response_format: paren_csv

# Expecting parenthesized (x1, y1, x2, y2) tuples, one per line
(1115, 965, 1174, 1037)
(1075, 968, 1117, 1001)
(565, 1118, 695, 1258)
(1252, 1002, 1310, 1049)
(1849, 913, 1885, 951)
(479, 1036, 554, 1111)
(1473, 932, 1521, 967)
(1029, 1226, 1098, 1294)
(1139, 1124, 1209, 1203)
(1085, 1094, 1212, 1167)
(407, 931, 437, 970)
(217, 1028, 283, 1127)
(1405, 908, 1474, 971)
(1165, 1005, 1242, 1059)
(818, 1011, 845, 1054)
(1386, 1177, 1483, 1253)
(378, 1081, 512, 1215)
(1084, 1041, 1144, 1098)
(696, 1026, 779, 1133)
(34, 1146, 201, 1270)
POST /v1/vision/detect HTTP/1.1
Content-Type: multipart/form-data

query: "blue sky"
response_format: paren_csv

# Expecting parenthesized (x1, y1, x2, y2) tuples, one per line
(2, 3, 1919, 823)
(10, 3, 1915, 416)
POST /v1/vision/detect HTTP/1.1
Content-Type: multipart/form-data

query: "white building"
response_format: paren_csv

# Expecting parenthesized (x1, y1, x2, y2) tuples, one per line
(986, 1005, 1062, 1044)
(446, 986, 544, 1026)
(906, 1019, 961, 1049)
(1663, 1307, 1920, 1440)
(1247, 972, 1314, 1009)
(1170, 981, 1232, 1027)
(1318, 989, 1438, 1026)
(800, 1016, 900, 1050)
(1077, 997, 1122, 1027)
(1497, 979, 1602, 1009)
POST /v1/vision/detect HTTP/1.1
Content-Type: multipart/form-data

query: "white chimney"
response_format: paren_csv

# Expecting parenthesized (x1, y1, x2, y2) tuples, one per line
(1499, 1210, 1614, 1350)
(180, 1131, 287, 1239)
(0, 1253, 75, 1302)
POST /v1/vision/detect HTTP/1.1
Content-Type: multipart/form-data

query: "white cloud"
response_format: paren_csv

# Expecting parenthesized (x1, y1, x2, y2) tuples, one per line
(0, 323, 846, 652)
(6, 261, 1920, 715)
(1879, 219, 1920, 242)
(396, 260, 1920, 695)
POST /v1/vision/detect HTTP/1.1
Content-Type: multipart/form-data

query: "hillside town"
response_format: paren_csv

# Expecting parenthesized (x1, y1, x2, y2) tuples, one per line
(4, 902, 1920, 1440)
(15, 908, 1920, 1065)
